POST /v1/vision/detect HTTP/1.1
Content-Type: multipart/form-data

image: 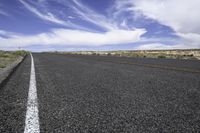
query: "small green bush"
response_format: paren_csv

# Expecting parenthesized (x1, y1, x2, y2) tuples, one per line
(158, 55, 166, 59)
(107, 53, 112, 56)
(189, 54, 194, 57)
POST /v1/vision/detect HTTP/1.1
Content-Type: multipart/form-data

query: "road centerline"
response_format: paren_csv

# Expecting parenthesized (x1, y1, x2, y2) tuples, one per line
(24, 53, 40, 133)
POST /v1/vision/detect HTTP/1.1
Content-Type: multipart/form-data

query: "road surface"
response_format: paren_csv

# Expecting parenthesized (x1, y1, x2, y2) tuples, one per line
(0, 53, 200, 132)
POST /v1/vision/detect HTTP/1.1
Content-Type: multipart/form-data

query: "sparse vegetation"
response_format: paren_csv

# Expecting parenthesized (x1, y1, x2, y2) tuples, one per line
(12, 50, 29, 57)
(0, 50, 28, 68)
(60, 49, 200, 60)
(0, 64, 6, 68)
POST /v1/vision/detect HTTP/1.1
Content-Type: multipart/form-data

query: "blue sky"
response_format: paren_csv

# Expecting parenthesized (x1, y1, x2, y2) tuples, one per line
(0, 0, 199, 51)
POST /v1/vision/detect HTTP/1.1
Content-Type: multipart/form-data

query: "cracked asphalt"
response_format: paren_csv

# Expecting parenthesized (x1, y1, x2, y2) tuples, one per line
(1, 53, 200, 132)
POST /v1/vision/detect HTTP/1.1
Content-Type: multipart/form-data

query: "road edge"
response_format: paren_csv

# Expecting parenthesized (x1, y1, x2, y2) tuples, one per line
(0, 54, 27, 88)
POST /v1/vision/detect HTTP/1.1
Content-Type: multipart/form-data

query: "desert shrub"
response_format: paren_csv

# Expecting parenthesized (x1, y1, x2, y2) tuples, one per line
(107, 53, 111, 56)
(158, 55, 166, 59)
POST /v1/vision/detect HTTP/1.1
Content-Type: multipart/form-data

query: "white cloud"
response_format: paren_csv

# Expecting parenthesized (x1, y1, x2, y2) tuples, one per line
(130, 0, 200, 48)
(132, 0, 200, 34)
(178, 33, 200, 43)
(113, 0, 200, 49)
(136, 43, 200, 50)
(136, 43, 173, 50)
(0, 0, 147, 51)
(6, 0, 198, 50)
(0, 28, 146, 49)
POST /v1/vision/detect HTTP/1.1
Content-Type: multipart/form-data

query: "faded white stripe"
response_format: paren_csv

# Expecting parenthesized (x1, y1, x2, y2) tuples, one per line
(24, 53, 40, 133)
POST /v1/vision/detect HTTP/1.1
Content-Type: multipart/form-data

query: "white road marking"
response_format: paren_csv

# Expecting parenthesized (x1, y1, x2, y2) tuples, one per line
(24, 53, 40, 133)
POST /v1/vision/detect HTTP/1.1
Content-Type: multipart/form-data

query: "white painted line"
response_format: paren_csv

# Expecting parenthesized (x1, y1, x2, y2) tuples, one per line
(24, 53, 40, 133)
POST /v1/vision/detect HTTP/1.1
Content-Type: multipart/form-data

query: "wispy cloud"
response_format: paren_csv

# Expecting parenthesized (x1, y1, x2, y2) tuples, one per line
(70, 0, 117, 30)
(20, 0, 122, 31)
(0, 10, 9, 17)
(19, 0, 88, 30)
(19, 0, 65, 25)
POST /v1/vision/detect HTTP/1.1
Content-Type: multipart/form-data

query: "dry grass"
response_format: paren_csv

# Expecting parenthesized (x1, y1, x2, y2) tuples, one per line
(0, 50, 28, 68)
(0, 58, 15, 68)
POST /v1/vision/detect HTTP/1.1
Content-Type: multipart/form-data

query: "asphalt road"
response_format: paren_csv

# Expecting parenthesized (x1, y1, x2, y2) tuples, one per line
(0, 53, 200, 132)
